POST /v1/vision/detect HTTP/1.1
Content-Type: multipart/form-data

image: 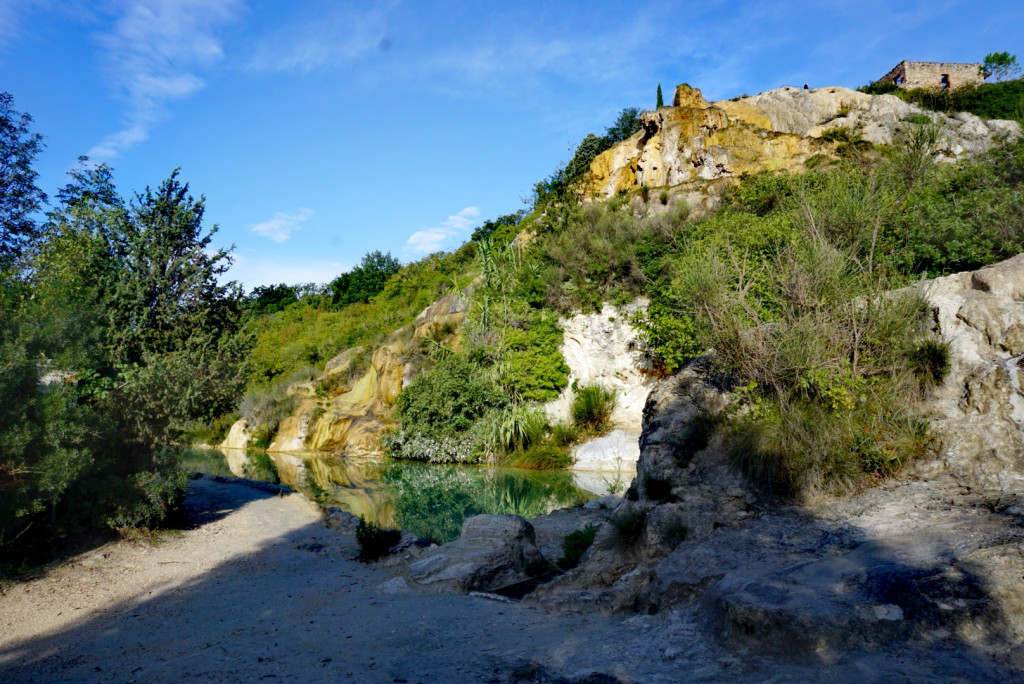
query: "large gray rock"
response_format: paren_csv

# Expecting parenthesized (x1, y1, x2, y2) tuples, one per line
(736, 86, 1020, 157)
(400, 514, 546, 593)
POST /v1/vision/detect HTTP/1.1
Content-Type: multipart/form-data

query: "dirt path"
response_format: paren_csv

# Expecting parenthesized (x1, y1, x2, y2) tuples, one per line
(0, 477, 668, 683)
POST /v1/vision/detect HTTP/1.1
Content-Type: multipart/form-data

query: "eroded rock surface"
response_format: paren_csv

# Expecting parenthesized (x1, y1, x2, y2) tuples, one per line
(520, 255, 1024, 671)
(587, 83, 1020, 201)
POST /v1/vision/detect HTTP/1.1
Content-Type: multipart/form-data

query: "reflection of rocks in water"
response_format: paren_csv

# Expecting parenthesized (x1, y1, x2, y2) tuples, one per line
(572, 470, 629, 497)
(220, 448, 250, 478)
(214, 448, 597, 546)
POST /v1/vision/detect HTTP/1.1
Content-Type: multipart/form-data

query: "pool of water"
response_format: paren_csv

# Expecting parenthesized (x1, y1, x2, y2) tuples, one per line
(179, 448, 614, 543)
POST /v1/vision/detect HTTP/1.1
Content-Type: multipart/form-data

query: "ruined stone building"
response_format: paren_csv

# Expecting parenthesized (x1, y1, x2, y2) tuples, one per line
(876, 60, 983, 90)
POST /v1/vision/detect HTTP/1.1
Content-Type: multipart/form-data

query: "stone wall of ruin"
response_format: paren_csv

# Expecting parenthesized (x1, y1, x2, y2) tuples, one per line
(877, 61, 982, 90)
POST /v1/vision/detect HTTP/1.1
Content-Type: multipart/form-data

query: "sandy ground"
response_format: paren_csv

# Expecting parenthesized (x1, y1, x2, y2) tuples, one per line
(0, 478, 670, 683)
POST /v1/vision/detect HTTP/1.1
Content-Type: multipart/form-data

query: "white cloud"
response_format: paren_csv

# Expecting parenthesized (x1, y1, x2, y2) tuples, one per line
(405, 206, 480, 254)
(87, 0, 244, 159)
(249, 208, 313, 243)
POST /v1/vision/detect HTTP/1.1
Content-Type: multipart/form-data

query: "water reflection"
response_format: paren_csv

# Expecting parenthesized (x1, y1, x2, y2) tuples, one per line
(181, 448, 599, 543)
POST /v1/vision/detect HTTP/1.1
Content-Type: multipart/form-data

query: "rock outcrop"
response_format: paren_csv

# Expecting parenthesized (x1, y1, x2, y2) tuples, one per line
(543, 301, 654, 476)
(221, 293, 469, 456)
(586, 83, 1020, 202)
(521, 255, 1024, 667)
(389, 514, 547, 594)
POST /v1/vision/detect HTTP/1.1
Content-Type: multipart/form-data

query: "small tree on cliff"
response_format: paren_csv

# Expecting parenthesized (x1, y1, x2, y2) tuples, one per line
(982, 52, 1021, 82)
(656, 84, 664, 109)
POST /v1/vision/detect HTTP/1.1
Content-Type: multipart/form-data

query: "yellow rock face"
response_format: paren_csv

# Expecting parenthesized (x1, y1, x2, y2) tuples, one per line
(585, 83, 830, 199)
(260, 290, 475, 456)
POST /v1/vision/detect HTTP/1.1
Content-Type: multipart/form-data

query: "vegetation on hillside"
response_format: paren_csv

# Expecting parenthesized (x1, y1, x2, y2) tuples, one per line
(3, 74, 1023, 567)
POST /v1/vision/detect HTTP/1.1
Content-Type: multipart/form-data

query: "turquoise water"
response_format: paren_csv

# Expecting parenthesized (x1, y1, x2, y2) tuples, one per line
(180, 448, 599, 543)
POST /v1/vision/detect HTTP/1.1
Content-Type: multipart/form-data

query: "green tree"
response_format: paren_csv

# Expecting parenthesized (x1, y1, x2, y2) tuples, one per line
(604, 107, 641, 144)
(982, 52, 1021, 82)
(656, 84, 664, 108)
(101, 169, 247, 447)
(329, 250, 402, 308)
(0, 92, 47, 264)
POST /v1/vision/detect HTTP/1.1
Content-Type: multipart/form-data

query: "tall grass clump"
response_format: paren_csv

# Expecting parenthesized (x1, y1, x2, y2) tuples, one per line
(571, 383, 617, 432)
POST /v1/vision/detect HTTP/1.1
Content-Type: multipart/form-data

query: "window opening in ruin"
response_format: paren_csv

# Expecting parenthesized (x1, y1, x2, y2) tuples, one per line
(894, 75, 903, 85)
(940, 74, 950, 88)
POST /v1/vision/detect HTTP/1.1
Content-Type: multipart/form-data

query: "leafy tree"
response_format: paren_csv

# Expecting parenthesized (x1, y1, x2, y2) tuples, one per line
(604, 107, 641, 144)
(0, 92, 46, 263)
(564, 133, 612, 183)
(104, 169, 240, 366)
(656, 84, 664, 109)
(470, 211, 525, 244)
(982, 51, 1021, 82)
(329, 250, 402, 308)
(246, 283, 299, 316)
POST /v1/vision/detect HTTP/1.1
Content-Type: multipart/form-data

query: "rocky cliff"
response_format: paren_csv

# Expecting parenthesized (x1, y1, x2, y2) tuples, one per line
(519, 254, 1024, 667)
(586, 83, 1019, 204)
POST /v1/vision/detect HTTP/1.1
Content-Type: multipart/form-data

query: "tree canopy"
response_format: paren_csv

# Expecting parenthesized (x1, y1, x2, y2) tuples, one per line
(982, 51, 1021, 82)
(0, 92, 46, 263)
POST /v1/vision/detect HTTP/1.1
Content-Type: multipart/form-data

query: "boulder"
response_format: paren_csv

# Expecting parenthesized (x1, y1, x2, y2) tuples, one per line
(401, 514, 547, 593)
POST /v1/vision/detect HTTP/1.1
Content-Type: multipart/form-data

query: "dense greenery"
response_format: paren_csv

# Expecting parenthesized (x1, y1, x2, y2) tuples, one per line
(1, 94, 249, 566)
(859, 78, 1024, 121)
(328, 250, 402, 309)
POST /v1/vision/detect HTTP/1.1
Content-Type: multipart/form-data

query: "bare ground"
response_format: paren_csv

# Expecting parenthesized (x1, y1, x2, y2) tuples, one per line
(1, 477, 1014, 683)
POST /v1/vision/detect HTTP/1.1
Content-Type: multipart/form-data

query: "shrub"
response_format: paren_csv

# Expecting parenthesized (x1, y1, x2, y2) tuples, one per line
(559, 523, 596, 570)
(107, 466, 188, 531)
(502, 441, 572, 470)
(571, 383, 616, 432)
(608, 506, 647, 548)
(392, 354, 508, 437)
(482, 406, 547, 455)
(355, 517, 401, 561)
(381, 428, 479, 464)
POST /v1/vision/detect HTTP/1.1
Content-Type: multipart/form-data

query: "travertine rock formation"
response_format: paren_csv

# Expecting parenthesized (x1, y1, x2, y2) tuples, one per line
(523, 254, 1024, 666)
(586, 83, 1020, 200)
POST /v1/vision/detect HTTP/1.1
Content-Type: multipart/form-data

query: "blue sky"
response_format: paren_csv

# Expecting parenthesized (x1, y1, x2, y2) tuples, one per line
(2, 0, 1021, 290)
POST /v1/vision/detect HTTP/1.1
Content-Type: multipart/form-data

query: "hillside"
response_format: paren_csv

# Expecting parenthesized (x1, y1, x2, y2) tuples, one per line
(224, 82, 1022, 490)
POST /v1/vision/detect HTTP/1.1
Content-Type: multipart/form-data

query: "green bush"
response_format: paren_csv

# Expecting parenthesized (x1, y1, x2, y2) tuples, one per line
(571, 383, 616, 432)
(355, 517, 401, 561)
(608, 506, 647, 548)
(107, 466, 188, 531)
(392, 354, 508, 438)
(559, 523, 596, 570)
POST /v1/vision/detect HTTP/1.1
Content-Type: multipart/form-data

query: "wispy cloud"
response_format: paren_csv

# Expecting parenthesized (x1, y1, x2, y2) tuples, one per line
(405, 206, 479, 254)
(250, 208, 313, 243)
(244, 1, 396, 73)
(227, 253, 346, 291)
(88, 0, 244, 159)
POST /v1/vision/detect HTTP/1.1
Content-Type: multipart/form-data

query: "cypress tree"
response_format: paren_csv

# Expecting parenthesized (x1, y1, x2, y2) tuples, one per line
(656, 84, 664, 108)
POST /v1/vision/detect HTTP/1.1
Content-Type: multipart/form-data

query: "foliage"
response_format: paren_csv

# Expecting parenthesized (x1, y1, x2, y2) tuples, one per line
(859, 79, 1024, 121)
(393, 354, 508, 437)
(245, 283, 301, 316)
(982, 51, 1021, 83)
(0, 92, 46, 263)
(570, 383, 617, 432)
(1, 111, 248, 561)
(328, 250, 402, 309)
(559, 523, 595, 570)
(656, 84, 664, 109)
(608, 505, 647, 548)
(355, 517, 401, 561)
